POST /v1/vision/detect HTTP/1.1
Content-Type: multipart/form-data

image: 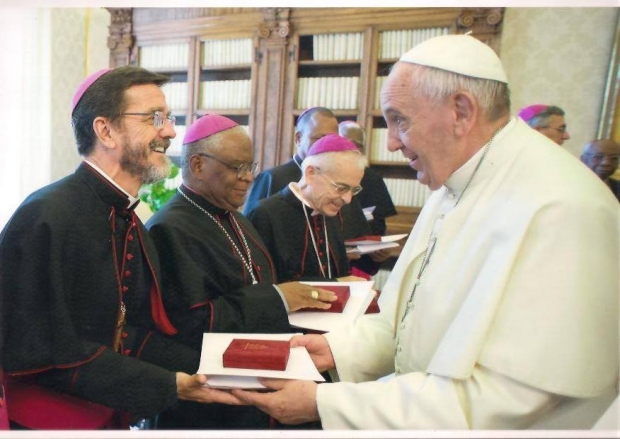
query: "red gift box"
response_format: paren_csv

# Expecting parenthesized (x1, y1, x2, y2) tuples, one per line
(222, 338, 290, 371)
(344, 235, 382, 245)
(365, 290, 381, 314)
(300, 285, 350, 313)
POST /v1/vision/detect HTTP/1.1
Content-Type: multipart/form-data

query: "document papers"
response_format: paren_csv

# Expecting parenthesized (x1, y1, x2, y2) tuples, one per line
(345, 233, 408, 254)
(288, 281, 375, 332)
(198, 333, 325, 389)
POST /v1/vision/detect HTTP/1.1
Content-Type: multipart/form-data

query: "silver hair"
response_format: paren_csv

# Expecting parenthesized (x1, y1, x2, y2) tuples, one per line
(180, 126, 248, 180)
(526, 105, 565, 129)
(301, 150, 367, 174)
(407, 64, 511, 122)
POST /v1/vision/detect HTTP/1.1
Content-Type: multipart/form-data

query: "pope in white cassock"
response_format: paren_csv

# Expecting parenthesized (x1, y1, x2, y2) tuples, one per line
(232, 34, 619, 429)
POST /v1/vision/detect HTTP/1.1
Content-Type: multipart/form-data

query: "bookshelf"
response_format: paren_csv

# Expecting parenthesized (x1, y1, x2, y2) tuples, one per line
(107, 7, 504, 230)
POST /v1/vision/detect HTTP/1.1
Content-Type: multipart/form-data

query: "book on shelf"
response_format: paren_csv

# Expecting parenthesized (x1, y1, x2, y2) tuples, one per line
(312, 32, 363, 61)
(384, 178, 431, 207)
(200, 80, 251, 109)
(379, 27, 449, 59)
(139, 43, 189, 70)
(202, 38, 253, 66)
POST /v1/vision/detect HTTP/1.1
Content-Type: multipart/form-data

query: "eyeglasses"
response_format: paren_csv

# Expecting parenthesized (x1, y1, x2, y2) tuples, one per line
(317, 169, 362, 196)
(120, 111, 176, 128)
(197, 152, 258, 178)
(584, 153, 620, 162)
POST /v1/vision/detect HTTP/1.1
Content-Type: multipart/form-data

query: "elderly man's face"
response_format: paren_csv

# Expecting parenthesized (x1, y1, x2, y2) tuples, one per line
(537, 114, 570, 145)
(196, 129, 255, 211)
(117, 84, 175, 184)
(304, 155, 364, 217)
(297, 114, 339, 159)
(380, 63, 457, 190)
(581, 140, 620, 181)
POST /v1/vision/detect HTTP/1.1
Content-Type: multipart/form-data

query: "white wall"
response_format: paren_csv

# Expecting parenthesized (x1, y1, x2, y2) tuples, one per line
(502, 7, 619, 156)
(50, 7, 110, 181)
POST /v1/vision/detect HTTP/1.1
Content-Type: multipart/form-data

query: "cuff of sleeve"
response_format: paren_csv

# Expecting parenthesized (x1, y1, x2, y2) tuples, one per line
(272, 284, 290, 313)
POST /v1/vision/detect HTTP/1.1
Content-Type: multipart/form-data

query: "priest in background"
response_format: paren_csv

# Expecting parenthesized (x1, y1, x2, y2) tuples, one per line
(580, 138, 620, 201)
(338, 120, 397, 237)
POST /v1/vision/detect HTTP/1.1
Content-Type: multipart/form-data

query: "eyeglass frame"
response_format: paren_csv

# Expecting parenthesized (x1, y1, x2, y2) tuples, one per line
(315, 167, 363, 196)
(196, 152, 258, 179)
(119, 111, 176, 128)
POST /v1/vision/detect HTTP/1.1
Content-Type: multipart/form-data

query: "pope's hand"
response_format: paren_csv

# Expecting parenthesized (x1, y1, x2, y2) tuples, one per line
(233, 378, 319, 425)
(290, 334, 335, 371)
(176, 373, 247, 405)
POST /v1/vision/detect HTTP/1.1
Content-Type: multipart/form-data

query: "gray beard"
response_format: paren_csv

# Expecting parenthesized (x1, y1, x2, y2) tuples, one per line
(120, 139, 172, 184)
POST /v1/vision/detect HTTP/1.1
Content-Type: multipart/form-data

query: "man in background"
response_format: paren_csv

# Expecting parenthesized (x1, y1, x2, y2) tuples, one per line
(233, 34, 618, 430)
(581, 138, 620, 201)
(338, 120, 397, 236)
(0, 67, 241, 429)
(244, 107, 378, 276)
(517, 104, 570, 145)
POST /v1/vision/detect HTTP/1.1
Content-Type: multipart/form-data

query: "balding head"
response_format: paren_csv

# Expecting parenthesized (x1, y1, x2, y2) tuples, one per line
(338, 121, 366, 153)
(581, 139, 620, 181)
(295, 107, 338, 159)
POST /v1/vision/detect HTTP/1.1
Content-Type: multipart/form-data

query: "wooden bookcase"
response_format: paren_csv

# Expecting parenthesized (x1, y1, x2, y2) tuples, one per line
(107, 7, 504, 232)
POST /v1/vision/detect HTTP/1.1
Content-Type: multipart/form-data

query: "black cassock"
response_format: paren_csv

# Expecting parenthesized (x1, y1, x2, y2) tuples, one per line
(146, 185, 292, 429)
(0, 162, 198, 422)
(246, 186, 351, 282)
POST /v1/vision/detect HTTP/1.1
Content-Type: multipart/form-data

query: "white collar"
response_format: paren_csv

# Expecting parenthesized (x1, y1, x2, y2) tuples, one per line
(83, 159, 140, 208)
(289, 182, 320, 216)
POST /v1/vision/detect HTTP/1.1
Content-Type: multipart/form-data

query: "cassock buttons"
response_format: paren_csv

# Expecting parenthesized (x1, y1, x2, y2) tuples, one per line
(126, 254, 133, 260)
(122, 286, 129, 292)
(127, 235, 134, 242)
(124, 349, 131, 356)
(121, 332, 128, 339)
(125, 270, 131, 277)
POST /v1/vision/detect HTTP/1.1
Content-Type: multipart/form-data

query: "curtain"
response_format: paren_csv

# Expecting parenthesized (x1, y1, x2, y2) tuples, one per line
(0, 8, 52, 230)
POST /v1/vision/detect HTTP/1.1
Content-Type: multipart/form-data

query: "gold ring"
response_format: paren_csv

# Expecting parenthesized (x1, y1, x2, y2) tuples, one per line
(311, 290, 319, 300)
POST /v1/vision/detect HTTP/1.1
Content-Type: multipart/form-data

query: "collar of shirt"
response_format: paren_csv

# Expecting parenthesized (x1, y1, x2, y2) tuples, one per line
(443, 118, 515, 198)
(289, 182, 320, 216)
(83, 159, 140, 209)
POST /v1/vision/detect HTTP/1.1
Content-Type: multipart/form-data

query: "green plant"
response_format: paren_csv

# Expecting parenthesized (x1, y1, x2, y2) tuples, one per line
(139, 163, 180, 212)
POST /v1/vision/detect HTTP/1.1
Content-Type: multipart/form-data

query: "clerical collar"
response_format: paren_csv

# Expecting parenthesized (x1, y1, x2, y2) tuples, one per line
(444, 118, 514, 199)
(288, 182, 320, 216)
(84, 159, 140, 208)
(292, 154, 303, 169)
(443, 145, 487, 199)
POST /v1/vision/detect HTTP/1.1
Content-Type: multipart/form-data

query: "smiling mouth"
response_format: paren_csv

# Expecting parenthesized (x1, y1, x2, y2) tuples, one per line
(150, 143, 169, 154)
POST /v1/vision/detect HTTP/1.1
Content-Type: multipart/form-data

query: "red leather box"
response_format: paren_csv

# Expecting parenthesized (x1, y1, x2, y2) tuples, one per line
(365, 291, 381, 314)
(301, 285, 351, 313)
(222, 339, 290, 371)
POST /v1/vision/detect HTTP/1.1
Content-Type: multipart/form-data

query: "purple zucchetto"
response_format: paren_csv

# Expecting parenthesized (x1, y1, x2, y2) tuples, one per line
(183, 114, 239, 144)
(517, 104, 549, 122)
(306, 133, 359, 157)
(71, 68, 113, 113)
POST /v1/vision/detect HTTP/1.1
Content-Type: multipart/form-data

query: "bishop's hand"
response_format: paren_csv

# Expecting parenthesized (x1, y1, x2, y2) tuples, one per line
(278, 282, 337, 312)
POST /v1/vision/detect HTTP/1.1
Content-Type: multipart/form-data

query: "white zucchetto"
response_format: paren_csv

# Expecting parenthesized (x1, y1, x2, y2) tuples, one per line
(399, 34, 508, 84)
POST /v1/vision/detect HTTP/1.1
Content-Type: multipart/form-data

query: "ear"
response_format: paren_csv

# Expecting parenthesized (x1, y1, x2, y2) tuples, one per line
(452, 91, 477, 138)
(92, 116, 117, 150)
(189, 154, 204, 177)
(294, 130, 301, 147)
